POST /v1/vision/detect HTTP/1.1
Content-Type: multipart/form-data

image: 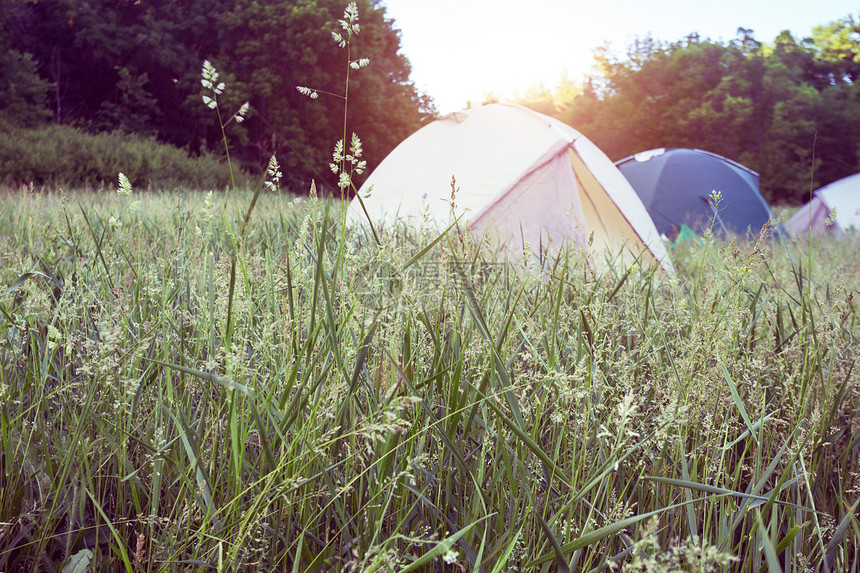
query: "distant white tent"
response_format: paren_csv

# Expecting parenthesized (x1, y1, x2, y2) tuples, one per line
(347, 103, 673, 273)
(785, 173, 860, 238)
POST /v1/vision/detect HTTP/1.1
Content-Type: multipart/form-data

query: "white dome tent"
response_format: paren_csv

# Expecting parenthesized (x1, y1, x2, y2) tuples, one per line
(347, 103, 673, 274)
(785, 173, 860, 238)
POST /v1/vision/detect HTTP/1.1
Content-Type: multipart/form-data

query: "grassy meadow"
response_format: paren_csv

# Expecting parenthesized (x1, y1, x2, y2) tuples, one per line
(0, 188, 858, 572)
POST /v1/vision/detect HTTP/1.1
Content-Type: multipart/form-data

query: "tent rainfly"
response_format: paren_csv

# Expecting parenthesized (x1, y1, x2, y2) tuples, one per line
(615, 148, 782, 238)
(784, 173, 860, 238)
(347, 103, 673, 273)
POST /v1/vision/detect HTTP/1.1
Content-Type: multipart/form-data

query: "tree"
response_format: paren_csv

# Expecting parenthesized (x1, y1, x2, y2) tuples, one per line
(0, 49, 52, 127)
(220, 0, 433, 191)
(58, 0, 239, 144)
(529, 21, 860, 204)
(0, 0, 52, 126)
(2, 0, 433, 191)
(810, 14, 860, 84)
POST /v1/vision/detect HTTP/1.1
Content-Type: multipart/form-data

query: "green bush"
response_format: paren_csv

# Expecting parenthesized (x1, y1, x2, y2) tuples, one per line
(0, 124, 253, 190)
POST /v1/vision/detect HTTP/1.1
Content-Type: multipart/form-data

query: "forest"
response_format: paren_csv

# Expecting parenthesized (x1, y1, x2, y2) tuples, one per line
(1, 0, 859, 203)
(0, 0, 434, 191)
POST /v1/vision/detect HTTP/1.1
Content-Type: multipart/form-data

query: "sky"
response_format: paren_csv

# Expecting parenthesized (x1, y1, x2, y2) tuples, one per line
(380, 0, 859, 113)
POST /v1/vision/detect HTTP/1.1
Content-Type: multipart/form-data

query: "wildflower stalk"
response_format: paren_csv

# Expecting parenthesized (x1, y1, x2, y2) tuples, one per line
(296, 2, 369, 202)
(201, 60, 248, 197)
(200, 59, 268, 356)
(296, 1, 381, 260)
(341, 13, 352, 201)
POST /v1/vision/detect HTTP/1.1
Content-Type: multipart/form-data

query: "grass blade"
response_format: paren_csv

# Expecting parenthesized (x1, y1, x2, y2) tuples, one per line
(398, 515, 493, 573)
(83, 488, 133, 572)
(527, 496, 721, 567)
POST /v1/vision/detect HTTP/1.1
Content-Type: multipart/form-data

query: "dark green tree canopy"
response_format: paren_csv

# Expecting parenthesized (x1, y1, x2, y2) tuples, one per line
(4, 0, 859, 202)
(0, 0, 434, 191)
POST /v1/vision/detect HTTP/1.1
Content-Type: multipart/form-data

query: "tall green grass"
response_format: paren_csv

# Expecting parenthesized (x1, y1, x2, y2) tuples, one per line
(0, 188, 857, 571)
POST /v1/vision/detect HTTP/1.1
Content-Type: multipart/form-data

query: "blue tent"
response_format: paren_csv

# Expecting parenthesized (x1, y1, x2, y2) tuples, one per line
(615, 148, 781, 238)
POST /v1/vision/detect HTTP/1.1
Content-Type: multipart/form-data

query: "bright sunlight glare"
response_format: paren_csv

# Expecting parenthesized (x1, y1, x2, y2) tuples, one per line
(382, 0, 860, 113)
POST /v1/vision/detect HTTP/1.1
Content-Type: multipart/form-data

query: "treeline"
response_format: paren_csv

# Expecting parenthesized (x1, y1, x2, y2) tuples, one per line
(0, 0, 432, 191)
(3, 1, 858, 202)
(518, 20, 860, 204)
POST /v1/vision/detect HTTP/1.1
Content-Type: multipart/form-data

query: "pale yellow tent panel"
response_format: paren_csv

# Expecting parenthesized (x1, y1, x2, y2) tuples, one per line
(347, 103, 672, 274)
(568, 149, 662, 269)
